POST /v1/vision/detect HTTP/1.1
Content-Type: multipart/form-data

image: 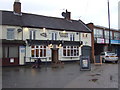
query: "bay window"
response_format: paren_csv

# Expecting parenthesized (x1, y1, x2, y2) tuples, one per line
(31, 45, 46, 58)
(63, 46, 79, 57)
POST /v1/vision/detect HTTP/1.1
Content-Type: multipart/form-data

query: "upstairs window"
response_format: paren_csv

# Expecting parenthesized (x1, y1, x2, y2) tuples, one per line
(70, 34, 75, 41)
(7, 28, 15, 40)
(104, 31, 112, 39)
(94, 29, 103, 38)
(30, 30, 36, 40)
(52, 32, 57, 40)
(114, 32, 120, 40)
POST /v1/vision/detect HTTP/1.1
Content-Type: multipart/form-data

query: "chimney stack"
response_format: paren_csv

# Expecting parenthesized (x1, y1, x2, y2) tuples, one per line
(62, 10, 71, 20)
(65, 10, 71, 20)
(13, 0, 21, 15)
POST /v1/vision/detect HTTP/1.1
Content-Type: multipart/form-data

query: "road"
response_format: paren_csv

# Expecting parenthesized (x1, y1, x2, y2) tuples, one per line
(2, 62, 118, 88)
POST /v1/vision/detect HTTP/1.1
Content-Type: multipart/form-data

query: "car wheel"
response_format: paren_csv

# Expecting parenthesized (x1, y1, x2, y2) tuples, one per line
(115, 61, 118, 64)
(102, 58, 105, 63)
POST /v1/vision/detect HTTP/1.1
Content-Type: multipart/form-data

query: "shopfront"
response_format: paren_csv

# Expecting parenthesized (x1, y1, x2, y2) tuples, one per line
(25, 40, 82, 63)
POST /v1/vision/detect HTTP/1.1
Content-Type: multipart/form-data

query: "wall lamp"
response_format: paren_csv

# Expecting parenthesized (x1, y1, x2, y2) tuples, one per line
(24, 27, 29, 32)
(62, 30, 66, 34)
(43, 28, 46, 33)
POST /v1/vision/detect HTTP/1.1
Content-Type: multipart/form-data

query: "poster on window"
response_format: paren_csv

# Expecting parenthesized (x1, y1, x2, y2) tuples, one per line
(20, 46, 25, 53)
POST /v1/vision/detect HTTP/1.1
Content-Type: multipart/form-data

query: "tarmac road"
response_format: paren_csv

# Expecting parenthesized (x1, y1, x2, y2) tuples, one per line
(2, 62, 118, 88)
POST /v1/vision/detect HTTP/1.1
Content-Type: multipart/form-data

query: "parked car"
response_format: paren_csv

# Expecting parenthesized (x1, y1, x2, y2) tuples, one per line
(100, 51, 118, 63)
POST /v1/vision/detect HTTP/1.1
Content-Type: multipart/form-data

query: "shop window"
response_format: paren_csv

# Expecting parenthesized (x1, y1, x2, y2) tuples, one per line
(63, 46, 79, 57)
(31, 45, 46, 58)
(2, 46, 18, 58)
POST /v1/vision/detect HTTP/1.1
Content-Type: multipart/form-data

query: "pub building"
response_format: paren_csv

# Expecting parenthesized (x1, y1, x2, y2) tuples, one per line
(1, 0, 92, 66)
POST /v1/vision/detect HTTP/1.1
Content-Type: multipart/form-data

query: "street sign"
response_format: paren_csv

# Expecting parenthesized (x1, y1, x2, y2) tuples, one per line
(94, 55, 102, 65)
(80, 56, 91, 71)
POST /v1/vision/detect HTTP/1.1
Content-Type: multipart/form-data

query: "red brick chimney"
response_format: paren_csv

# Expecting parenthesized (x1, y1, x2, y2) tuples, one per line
(65, 10, 71, 20)
(13, 0, 21, 15)
(62, 10, 71, 20)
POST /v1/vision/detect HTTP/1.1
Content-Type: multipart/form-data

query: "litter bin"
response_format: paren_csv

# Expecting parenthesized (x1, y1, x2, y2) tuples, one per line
(80, 55, 91, 71)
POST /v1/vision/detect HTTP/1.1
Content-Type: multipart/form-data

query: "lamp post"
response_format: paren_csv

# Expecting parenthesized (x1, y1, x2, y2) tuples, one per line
(108, 0, 111, 51)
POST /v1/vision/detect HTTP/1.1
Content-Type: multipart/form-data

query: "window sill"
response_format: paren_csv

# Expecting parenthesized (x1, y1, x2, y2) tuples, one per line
(62, 56, 79, 58)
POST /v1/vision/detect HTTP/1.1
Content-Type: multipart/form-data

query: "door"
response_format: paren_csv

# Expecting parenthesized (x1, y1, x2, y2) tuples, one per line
(19, 46, 25, 65)
(51, 48, 59, 63)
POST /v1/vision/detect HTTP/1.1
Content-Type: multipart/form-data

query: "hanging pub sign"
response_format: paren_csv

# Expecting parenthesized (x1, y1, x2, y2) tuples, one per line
(40, 33, 47, 37)
(80, 56, 91, 71)
(59, 32, 68, 37)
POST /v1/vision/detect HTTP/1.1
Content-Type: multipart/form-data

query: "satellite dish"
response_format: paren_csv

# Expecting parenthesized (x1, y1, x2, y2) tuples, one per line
(62, 12, 66, 18)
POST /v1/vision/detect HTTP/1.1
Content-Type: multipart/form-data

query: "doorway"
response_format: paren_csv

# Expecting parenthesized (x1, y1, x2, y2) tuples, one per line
(51, 48, 59, 63)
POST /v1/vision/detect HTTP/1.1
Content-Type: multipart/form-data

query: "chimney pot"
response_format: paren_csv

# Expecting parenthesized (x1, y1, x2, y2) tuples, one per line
(15, 0, 20, 2)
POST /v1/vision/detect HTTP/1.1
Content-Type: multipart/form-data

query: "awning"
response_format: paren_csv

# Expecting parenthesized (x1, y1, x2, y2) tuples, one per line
(27, 39, 83, 46)
(2, 39, 26, 45)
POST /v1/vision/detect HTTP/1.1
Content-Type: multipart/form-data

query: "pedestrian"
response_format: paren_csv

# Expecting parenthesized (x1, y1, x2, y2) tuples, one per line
(32, 60, 38, 68)
(37, 58, 42, 68)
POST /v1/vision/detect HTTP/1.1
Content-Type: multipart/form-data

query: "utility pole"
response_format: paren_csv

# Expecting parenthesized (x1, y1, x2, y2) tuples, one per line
(108, 0, 111, 51)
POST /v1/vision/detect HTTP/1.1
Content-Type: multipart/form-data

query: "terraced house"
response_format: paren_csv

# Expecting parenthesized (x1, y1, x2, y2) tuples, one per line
(1, 0, 92, 66)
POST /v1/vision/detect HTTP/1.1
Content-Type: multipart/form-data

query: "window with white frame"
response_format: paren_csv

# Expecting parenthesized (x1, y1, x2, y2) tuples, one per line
(94, 29, 103, 38)
(30, 30, 36, 40)
(104, 30, 112, 39)
(63, 46, 79, 57)
(70, 34, 75, 41)
(52, 32, 57, 40)
(31, 45, 46, 58)
(7, 28, 15, 40)
(114, 32, 120, 40)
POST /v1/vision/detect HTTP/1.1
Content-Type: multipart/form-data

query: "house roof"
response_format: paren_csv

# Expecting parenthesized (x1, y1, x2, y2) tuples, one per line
(1, 10, 91, 33)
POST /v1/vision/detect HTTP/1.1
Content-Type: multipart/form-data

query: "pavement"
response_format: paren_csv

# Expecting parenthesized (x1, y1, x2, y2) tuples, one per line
(2, 62, 118, 88)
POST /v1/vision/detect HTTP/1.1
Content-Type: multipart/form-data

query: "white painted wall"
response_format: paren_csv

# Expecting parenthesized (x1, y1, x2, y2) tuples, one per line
(80, 33, 91, 46)
(1, 25, 22, 40)
(23, 28, 80, 41)
(1, 26, 91, 63)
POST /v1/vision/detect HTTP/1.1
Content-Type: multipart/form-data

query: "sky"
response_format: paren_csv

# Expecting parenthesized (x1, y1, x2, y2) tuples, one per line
(0, 0, 119, 29)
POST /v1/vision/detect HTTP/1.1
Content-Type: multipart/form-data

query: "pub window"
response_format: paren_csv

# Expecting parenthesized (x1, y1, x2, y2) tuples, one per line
(31, 45, 46, 58)
(70, 34, 75, 41)
(7, 28, 15, 40)
(30, 30, 36, 40)
(52, 32, 57, 40)
(63, 46, 79, 57)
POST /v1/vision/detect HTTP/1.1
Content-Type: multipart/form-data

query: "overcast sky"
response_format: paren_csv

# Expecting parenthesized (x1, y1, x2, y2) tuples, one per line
(0, 0, 119, 29)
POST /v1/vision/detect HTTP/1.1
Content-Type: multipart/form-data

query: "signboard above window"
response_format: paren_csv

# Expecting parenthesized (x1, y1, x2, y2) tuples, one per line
(59, 32, 68, 37)
(40, 33, 47, 37)
(97, 38, 104, 44)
